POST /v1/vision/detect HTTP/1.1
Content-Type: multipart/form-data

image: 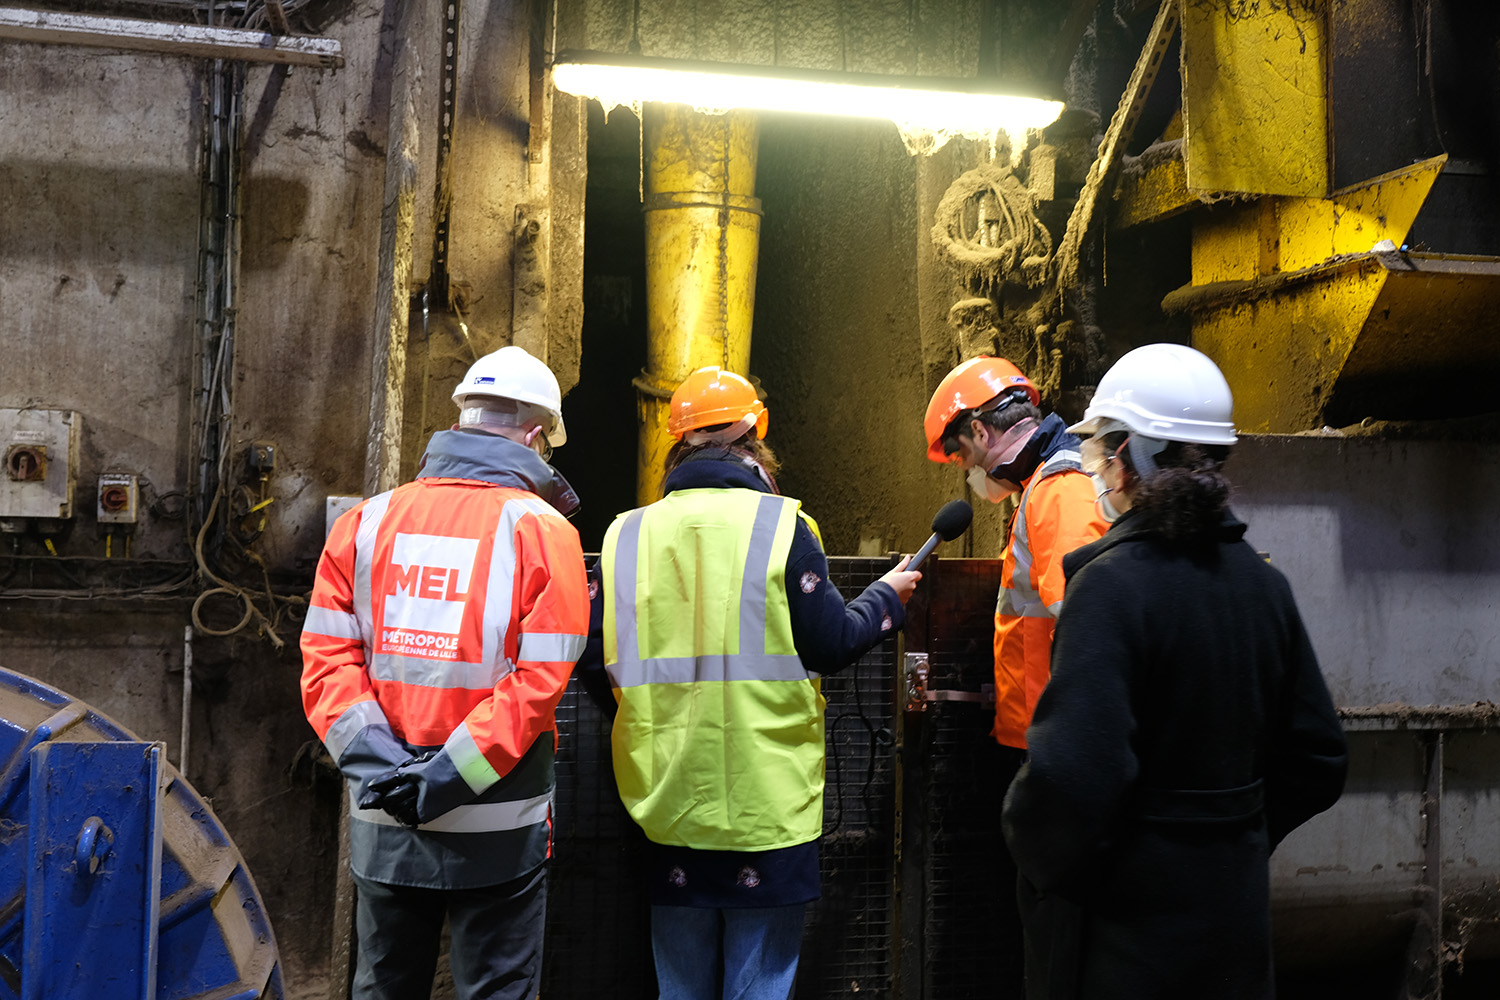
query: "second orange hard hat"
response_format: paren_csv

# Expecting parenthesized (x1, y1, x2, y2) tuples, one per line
(923, 357, 1039, 463)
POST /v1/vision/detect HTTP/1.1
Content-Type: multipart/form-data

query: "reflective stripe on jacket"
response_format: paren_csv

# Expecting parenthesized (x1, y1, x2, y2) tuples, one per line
(601, 487, 826, 851)
(300, 434, 588, 888)
(993, 450, 1109, 749)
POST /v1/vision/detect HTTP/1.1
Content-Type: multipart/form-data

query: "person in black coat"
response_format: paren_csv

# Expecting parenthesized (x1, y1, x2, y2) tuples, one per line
(1001, 344, 1348, 1000)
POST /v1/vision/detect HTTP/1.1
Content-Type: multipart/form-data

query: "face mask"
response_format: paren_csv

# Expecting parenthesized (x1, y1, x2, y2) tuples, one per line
(1091, 473, 1122, 522)
(967, 465, 1018, 504)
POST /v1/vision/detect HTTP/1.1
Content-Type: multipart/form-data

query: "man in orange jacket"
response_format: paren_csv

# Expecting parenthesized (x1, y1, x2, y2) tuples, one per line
(301, 345, 589, 1000)
(924, 356, 1108, 985)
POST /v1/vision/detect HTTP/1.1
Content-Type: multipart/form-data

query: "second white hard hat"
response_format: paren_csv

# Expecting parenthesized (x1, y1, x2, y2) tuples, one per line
(1067, 343, 1237, 446)
(452, 345, 567, 447)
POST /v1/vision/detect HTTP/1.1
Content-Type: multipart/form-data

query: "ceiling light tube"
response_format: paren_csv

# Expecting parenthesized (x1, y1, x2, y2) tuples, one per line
(552, 51, 1065, 144)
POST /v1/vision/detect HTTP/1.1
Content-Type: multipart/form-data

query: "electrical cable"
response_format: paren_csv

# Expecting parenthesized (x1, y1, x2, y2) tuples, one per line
(190, 481, 304, 647)
(0, 554, 196, 601)
(931, 163, 1054, 287)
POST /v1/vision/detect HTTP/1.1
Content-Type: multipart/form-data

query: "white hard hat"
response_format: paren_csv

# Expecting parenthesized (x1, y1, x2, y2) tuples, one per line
(452, 346, 567, 447)
(1067, 343, 1237, 446)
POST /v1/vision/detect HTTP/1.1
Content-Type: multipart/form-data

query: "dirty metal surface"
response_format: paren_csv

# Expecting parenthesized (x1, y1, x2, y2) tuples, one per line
(1187, 156, 1444, 287)
(1278, 156, 1446, 269)
(24, 741, 162, 1000)
(1180, 0, 1327, 197)
(1113, 139, 1195, 229)
(1186, 256, 1381, 432)
(1227, 433, 1500, 708)
(1184, 248, 1500, 431)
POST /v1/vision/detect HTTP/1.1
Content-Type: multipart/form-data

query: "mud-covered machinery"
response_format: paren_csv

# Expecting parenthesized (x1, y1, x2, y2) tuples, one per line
(1102, 0, 1500, 433)
(0, 666, 281, 1000)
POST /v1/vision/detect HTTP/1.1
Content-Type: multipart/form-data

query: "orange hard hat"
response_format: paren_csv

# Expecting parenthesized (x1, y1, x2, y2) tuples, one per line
(668, 367, 768, 440)
(923, 356, 1040, 463)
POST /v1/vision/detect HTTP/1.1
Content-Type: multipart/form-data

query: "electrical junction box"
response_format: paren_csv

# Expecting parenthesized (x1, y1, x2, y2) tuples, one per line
(0, 409, 80, 521)
(325, 495, 363, 540)
(97, 474, 140, 525)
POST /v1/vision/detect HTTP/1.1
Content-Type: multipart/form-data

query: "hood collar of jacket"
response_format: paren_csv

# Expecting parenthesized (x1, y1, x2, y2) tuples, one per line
(992, 413, 1078, 486)
(1062, 506, 1250, 578)
(663, 450, 774, 495)
(417, 429, 581, 517)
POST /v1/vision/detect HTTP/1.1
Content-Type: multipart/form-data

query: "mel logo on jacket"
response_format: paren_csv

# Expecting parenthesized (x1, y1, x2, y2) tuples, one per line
(379, 532, 479, 661)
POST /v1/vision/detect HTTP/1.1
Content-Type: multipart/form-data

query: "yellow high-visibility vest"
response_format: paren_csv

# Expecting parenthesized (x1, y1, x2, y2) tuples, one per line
(601, 487, 825, 850)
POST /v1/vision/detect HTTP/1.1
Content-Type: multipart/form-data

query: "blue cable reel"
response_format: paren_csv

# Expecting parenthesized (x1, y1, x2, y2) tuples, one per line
(0, 665, 283, 1000)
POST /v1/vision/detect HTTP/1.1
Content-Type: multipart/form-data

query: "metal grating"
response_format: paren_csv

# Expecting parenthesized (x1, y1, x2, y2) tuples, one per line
(802, 557, 900, 999)
(910, 558, 1023, 999)
(545, 666, 656, 997)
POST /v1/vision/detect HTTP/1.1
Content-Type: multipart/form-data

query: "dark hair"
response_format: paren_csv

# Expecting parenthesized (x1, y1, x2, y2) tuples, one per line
(941, 390, 1040, 454)
(1112, 432, 1232, 544)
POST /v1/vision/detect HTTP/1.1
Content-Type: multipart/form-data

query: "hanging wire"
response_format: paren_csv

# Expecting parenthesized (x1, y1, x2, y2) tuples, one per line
(184, 50, 305, 647)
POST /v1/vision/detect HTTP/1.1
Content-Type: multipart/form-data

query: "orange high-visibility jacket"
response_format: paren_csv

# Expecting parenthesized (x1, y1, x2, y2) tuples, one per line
(992, 451, 1109, 749)
(301, 431, 589, 888)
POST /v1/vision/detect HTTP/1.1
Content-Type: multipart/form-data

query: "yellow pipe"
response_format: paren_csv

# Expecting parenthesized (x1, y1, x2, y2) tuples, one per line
(635, 104, 762, 505)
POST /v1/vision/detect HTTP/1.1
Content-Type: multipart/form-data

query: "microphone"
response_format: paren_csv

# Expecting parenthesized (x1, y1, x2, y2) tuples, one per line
(907, 499, 974, 572)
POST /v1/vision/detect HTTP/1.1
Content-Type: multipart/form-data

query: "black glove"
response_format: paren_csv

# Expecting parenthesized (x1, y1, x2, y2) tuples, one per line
(356, 751, 441, 828)
(362, 770, 422, 828)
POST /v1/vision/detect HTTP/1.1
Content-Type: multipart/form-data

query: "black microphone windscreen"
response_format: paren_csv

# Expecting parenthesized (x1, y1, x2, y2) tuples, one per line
(931, 499, 974, 541)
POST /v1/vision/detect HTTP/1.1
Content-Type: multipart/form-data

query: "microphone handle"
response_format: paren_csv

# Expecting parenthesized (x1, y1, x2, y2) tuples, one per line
(907, 531, 942, 573)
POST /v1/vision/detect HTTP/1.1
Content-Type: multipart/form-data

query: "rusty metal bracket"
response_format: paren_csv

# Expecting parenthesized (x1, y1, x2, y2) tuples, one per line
(904, 652, 994, 712)
(926, 686, 994, 705)
(1055, 0, 1180, 292)
(904, 653, 930, 712)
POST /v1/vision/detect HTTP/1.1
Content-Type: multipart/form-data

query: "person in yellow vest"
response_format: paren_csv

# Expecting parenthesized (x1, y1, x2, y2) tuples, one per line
(575, 366, 921, 1000)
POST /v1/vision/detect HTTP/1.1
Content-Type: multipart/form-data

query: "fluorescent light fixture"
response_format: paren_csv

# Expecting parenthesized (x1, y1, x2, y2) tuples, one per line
(552, 52, 1065, 155)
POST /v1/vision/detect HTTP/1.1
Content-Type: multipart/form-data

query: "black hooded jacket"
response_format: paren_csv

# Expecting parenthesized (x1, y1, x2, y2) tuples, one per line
(1002, 507, 1348, 1000)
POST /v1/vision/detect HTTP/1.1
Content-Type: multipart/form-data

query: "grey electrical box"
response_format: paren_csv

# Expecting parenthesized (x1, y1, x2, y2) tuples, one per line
(97, 474, 140, 525)
(0, 409, 81, 520)
(325, 495, 363, 539)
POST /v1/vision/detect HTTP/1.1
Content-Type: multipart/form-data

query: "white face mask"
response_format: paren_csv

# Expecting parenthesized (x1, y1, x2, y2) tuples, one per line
(1091, 473, 1122, 522)
(967, 465, 1018, 504)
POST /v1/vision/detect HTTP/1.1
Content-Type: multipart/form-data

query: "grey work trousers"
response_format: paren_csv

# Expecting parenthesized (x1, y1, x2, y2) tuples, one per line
(351, 864, 546, 1000)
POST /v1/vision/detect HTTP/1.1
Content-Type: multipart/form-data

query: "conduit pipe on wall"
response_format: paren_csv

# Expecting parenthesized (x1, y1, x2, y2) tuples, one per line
(0, 6, 343, 66)
(181, 625, 193, 779)
(634, 105, 762, 504)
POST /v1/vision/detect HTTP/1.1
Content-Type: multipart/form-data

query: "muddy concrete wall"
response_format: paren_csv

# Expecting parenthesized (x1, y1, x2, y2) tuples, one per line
(400, 0, 588, 477)
(576, 0, 982, 76)
(1230, 434, 1500, 978)
(0, 1, 393, 993)
(751, 113, 958, 556)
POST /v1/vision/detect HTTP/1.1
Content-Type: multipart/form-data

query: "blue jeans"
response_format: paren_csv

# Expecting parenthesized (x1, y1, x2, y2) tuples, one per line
(651, 903, 805, 1000)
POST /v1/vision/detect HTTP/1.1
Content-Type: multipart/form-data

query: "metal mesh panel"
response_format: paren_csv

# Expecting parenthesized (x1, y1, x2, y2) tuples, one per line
(545, 673, 656, 997)
(915, 558, 1022, 999)
(801, 557, 900, 999)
